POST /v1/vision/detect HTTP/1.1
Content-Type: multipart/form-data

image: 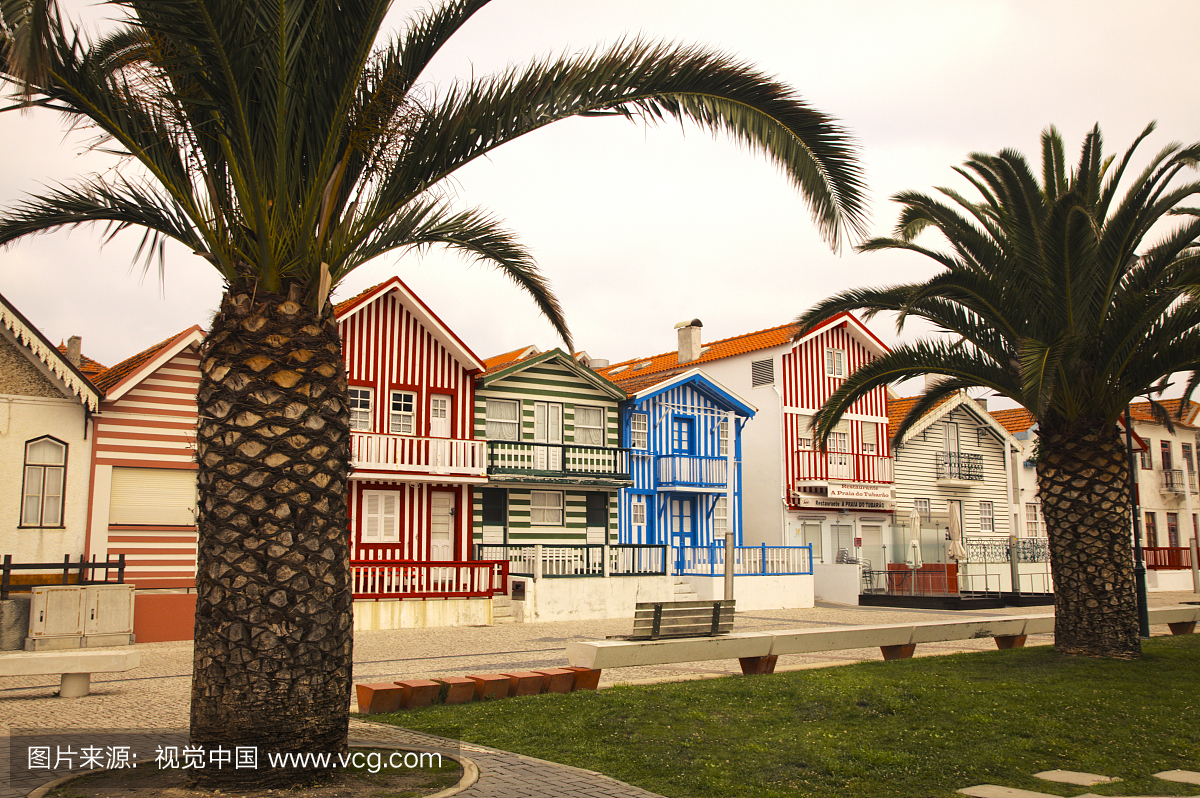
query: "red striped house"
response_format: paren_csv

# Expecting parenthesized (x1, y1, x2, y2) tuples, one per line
(86, 327, 205, 589)
(83, 277, 503, 630)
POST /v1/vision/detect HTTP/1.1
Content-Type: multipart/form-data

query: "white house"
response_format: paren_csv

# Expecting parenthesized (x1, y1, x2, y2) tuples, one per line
(0, 291, 101, 567)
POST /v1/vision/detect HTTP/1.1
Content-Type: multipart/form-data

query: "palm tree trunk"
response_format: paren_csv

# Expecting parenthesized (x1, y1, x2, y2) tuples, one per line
(1036, 421, 1140, 659)
(190, 286, 353, 788)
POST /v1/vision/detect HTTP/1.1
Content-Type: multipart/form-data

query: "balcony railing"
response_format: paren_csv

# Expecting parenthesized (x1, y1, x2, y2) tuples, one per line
(936, 451, 984, 481)
(795, 451, 893, 484)
(351, 433, 486, 476)
(674, 543, 813, 576)
(1143, 546, 1193, 570)
(474, 544, 667, 577)
(1159, 469, 1186, 493)
(486, 441, 630, 480)
(656, 455, 728, 488)
(350, 558, 508, 599)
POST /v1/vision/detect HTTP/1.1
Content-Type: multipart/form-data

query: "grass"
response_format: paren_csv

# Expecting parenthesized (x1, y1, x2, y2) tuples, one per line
(371, 635, 1200, 798)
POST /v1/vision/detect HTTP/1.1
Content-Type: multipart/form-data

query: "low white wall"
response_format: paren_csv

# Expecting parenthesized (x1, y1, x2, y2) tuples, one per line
(684, 574, 814, 610)
(510, 575, 675, 623)
(352, 597, 492, 631)
(958, 562, 1053, 593)
(813, 564, 860, 605)
(1146, 569, 1198, 592)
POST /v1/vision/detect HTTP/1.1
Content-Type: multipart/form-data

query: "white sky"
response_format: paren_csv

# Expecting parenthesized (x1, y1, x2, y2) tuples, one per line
(2, 1, 1198, 403)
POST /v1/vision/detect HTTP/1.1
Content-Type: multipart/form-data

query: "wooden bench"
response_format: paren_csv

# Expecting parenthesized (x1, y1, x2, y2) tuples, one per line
(0, 648, 140, 697)
(622, 600, 736, 641)
(567, 604, 1200, 677)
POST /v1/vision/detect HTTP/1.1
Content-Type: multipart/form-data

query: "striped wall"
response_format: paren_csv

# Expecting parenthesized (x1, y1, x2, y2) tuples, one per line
(350, 480, 471, 560)
(471, 488, 619, 544)
(340, 290, 475, 440)
(90, 344, 201, 588)
(473, 360, 621, 448)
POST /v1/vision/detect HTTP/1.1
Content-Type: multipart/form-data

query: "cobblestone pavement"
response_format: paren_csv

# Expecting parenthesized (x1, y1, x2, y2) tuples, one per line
(2, 591, 1196, 797)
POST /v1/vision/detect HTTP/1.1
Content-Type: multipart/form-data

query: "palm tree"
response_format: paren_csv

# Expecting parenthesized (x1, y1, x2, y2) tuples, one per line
(798, 124, 1200, 660)
(1, 0, 867, 785)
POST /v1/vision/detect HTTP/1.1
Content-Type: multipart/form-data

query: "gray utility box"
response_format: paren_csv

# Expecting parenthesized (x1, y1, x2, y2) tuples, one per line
(27, 585, 135, 651)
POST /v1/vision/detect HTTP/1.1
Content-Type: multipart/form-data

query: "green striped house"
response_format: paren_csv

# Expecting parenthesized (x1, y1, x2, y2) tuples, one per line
(473, 349, 630, 545)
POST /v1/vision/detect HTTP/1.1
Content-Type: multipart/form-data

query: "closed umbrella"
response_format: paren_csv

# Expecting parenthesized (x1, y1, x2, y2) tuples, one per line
(907, 507, 923, 569)
(948, 510, 968, 561)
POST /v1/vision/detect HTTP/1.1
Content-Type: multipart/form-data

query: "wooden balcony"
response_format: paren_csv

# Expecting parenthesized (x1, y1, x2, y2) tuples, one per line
(656, 455, 728, 488)
(485, 441, 631, 483)
(1144, 547, 1193, 570)
(351, 432, 486, 477)
(795, 450, 893, 484)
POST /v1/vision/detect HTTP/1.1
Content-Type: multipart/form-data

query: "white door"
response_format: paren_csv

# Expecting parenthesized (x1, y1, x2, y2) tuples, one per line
(430, 491, 454, 561)
(429, 394, 451, 468)
(533, 402, 563, 471)
(859, 523, 883, 569)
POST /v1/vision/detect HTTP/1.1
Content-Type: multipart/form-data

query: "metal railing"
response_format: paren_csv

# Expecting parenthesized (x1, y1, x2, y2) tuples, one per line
(486, 441, 630, 479)
(350, 559, 508, 599)
(861, 568, 1002, 597)
(1143, 546, 1193, 570)
(936, 451, 984, 481)
(674, 543, 813, 576)
(351, 433, 486, 475)
(1, 554, 126, 600)
(473, 544, 667, 577)
(656, 455, 728, 488)
(964, 537, 1051, 564)
(1159, 469, 1187, 493)
(795, 450, 893, 484)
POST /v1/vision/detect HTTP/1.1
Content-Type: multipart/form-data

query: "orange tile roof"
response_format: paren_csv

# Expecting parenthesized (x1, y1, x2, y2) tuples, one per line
(484, 346, 539, 371)
(989, 407, 1036, 436)
(91, 329, 197, 393)
(55, 344, 106, 378)
(598, 322, 800, 382)
(609, 371, 682, 394)
(332, 281, 379, 315)
(1128, 399, 1200, 428)
(886, 394, 959, 433)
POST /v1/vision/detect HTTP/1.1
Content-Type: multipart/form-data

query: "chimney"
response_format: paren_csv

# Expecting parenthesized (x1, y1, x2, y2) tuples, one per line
(66, 336, 82, 368)
(675, 319, 703, 364)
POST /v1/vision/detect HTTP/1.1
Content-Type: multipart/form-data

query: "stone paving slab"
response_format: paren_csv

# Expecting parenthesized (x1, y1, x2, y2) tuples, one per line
(1157, 770, 1200, 785)
(1033, 769, 1120, 785)
(958, 785, 1062, 798)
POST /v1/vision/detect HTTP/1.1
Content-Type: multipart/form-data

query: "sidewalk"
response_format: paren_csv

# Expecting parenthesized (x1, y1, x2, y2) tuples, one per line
(2, 591, 1196, 797)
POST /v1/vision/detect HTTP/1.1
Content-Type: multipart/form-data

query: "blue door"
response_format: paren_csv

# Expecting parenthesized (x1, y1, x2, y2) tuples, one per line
(671, 496, 696, 573)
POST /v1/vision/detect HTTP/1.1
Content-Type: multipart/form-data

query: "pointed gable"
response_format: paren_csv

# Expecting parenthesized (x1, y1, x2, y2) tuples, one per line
(0, 291, 101, 409)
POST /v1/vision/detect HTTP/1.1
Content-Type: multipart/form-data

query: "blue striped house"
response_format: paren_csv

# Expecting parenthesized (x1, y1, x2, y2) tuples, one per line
(612, 368, 756, 562)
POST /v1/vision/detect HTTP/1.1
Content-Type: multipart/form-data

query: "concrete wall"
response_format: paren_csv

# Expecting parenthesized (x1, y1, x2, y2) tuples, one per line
(509, 575, 675, 623)
(352, 597, 492, 631)
(684, 574, 814, 610)
(813, 564, 860, 605)
(1146, 569, 1198, 592)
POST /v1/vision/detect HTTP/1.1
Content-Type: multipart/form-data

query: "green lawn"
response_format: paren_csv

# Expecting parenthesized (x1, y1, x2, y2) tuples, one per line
(370, 635, 1200, 798)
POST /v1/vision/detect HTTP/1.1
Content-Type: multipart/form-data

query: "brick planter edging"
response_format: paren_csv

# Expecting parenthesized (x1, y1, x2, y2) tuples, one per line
(355, 667, 602, 714)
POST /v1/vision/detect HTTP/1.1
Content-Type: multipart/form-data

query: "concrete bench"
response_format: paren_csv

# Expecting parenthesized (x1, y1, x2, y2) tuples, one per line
(0, 648, 140, 697)
(566, 605, 1200, 677)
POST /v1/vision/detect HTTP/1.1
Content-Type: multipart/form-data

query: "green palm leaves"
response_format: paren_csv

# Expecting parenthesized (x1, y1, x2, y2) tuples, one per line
(2, 0, 868, 350)
(800, 123, 1200, 446)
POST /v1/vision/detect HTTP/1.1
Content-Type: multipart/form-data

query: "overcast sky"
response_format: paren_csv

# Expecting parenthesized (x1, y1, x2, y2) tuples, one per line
(3, 1, 1198, 400)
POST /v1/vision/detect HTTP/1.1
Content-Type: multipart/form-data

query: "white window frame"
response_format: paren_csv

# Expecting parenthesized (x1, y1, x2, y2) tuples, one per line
(389, 390, 416, 435)
(979, 501, 994, 533)
(575, 405, 604, 447)
(824, 347, 846, 378)
(21, 437, 66, 527)
(530, 491, 564, 526)
(714, 497, 729, 537)
(349, 386, 373, 432)
(485, 399, 520, 441)
(718, 419, 730, 457)
(630, 413, 648, 449)
(861, 421, 878, 455)
(797, 415, 813, 450)
(361, 490, 400, 543)
(631, 497, 647, 526)
(1139, 444, 1152, 470)
(914, 498, 931, 522)
(1025, 502, 1046, 536)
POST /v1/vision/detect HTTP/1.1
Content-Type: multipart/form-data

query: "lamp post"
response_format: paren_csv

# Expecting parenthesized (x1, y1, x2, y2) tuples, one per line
(1124, 406, 1151, 638)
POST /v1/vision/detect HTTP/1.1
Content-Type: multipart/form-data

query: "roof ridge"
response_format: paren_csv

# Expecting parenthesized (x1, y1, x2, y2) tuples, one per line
(91, 328, 199, 393)
(603, 321, 799, 371)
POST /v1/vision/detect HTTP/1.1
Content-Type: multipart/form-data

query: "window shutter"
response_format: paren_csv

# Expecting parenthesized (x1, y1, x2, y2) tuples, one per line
(109, 467, 197, 525)
(751, 358, 774, 387)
